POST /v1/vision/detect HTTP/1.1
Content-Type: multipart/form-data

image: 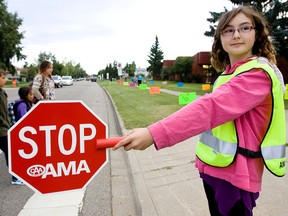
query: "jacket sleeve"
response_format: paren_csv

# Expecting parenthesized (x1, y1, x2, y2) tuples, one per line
(148, 69, 272, 150)
(16, 102, 28, 120)
(0, 89, 10, 136)
(32, 74, 44, 100)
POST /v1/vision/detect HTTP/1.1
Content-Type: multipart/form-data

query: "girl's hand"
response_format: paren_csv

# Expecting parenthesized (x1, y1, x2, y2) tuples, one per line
(113, 128, 154, 151)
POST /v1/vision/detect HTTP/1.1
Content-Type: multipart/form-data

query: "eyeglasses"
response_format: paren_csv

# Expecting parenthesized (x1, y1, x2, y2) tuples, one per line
(221, 25, 255, 37)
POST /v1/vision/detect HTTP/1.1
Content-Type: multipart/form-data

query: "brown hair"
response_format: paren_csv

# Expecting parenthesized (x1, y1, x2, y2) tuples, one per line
(39, 60, 53, 79)
(211, 5, 277, 71)
(39, 60, 52, 73)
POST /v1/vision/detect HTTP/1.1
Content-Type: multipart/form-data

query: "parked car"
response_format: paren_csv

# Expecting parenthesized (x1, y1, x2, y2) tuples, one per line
(91, 75, 97, 82)
(62, 76, 73, 86)
(52, 75, 63, 88)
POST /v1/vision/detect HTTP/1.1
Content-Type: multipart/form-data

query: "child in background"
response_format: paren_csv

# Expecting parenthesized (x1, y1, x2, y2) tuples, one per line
(14, 86, 34, 121)
(0, 70, 25, 185)
(113, 6, 286, 216)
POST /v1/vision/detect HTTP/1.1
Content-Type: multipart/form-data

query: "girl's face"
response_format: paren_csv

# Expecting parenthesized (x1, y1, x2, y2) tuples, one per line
(220, 12, 256, 65)
(26, 90, 34, 102)
(0, 74, 7, 87)
(44, 64, 53, 76)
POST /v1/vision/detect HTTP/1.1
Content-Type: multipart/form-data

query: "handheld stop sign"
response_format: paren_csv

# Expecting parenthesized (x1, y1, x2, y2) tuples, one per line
(8, 101, 113, 194)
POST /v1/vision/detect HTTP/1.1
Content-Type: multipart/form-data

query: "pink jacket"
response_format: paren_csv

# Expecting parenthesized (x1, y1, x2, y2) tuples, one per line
(148, 59, 274, 193)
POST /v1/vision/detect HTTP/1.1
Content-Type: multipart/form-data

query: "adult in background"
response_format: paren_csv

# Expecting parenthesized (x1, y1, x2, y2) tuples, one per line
(32, 60, 55, 102)
(138, 75, 143, 85)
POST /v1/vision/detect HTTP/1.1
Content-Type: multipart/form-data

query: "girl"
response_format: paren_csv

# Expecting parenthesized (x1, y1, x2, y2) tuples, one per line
(113, 6, 286, 216)
(32, 60, 55, 103)
(14, 86, 34, 121)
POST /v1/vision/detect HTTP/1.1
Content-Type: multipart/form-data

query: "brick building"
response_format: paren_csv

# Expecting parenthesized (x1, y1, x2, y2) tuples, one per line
(162, 51, 216, 83)
(163, 51, 288, 84)
(162, 60, 175, 68)
(192, 51, 215, 83)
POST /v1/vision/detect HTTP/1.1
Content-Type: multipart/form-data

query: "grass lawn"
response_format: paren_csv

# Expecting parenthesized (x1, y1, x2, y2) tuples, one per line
(99, 80, 188, 129)
(4, 80, 30, 88)
(99, 79, 288, 130)
(145, 80, 213, 96)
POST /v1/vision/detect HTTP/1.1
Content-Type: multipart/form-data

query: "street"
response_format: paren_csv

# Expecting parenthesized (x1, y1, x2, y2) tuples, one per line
(0, 80, 137, 216)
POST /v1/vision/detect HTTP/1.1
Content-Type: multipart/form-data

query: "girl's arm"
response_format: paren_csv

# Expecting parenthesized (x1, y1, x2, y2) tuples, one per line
(32, 74, 44, 100)
(113, 69, 271, 151)
(149, 69, 271, 150)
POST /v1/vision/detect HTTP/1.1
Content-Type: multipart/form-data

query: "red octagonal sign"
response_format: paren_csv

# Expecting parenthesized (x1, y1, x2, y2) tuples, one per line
(8, 101, 107, 194)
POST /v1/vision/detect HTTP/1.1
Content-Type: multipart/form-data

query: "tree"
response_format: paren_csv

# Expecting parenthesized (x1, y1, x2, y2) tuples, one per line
(173, 57, 193, 82)
(204, 0, 288, 59)
(0, 0, 25, 73)
(105, 62, 118, 79)
(34, 52, 86, 78)
(162, 67, 174, 81)
(161, 57, 194, 82)
(265, 0, 288, 58)
(123, 61, 136, 77)
(97, 60, 120, 80)
(37, 52, 57, 64)
(37, 51, 64, 76)
(25, 63, 38, 82)
(73, 63, 87, 78)
(147, 35, 164, 80)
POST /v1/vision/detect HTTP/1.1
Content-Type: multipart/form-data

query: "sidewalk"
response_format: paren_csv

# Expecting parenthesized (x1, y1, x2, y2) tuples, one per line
(116, 88, 288, 216)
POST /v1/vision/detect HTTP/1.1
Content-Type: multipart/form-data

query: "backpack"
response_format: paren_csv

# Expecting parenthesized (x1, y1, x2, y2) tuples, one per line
(7, 100, 23, 126)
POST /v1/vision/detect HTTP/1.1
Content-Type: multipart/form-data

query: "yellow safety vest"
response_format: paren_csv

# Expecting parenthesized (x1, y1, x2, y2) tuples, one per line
(196, 58, 286, 177)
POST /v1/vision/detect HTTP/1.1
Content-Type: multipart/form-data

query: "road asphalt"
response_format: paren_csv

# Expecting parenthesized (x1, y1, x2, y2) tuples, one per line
(4, 84, 288, 216)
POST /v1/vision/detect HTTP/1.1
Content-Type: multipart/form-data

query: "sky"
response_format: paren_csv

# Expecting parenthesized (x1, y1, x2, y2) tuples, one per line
(7, 0, 233, 75)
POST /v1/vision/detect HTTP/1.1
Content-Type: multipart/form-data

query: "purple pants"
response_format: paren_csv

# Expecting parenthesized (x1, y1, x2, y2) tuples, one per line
(200, 173, 259, 216)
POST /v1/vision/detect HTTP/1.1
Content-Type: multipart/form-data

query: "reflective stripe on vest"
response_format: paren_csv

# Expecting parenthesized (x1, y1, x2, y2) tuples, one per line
(199, 130, 237, 155)
(196, 58, 286, 176)
(262, 145, 286, 159)
(200, 130, 286, 160)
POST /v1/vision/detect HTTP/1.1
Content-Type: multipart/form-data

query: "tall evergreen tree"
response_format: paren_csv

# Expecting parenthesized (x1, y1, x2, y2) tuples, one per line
(0, 0, 25, 72)
(147, 35, 164, 80)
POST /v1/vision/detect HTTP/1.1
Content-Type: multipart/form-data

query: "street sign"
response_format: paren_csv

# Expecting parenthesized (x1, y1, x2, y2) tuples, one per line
(8, 101, 108, 194)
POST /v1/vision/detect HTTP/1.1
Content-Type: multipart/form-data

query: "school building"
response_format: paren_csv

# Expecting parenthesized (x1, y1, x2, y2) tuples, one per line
(163, 51, 288, 84)
(162, 51, 215, 83)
